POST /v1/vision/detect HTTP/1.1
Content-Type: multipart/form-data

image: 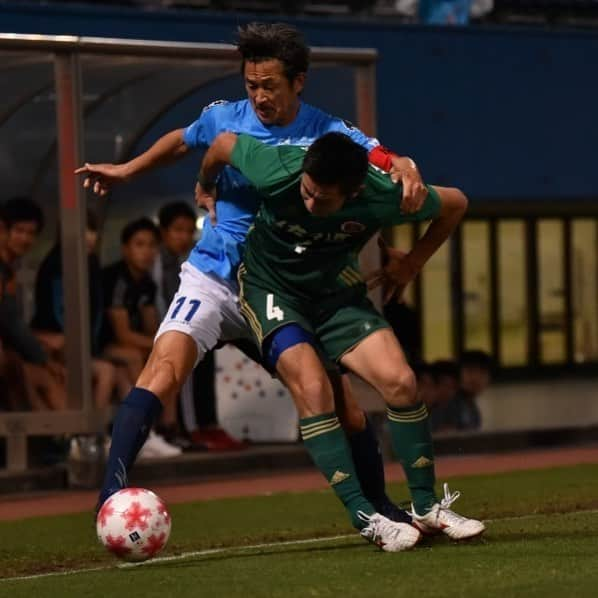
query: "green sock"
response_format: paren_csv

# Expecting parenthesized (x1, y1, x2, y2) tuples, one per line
(387, 403, 437, 514)
(300, 413, 375, 529)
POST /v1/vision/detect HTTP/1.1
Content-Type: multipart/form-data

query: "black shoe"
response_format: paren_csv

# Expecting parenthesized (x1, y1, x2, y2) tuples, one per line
(372, 499, 413, 525)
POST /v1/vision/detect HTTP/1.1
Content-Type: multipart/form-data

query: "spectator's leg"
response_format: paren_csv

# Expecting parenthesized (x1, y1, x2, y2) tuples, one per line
(103, 345, 144, 384)
(91, 358, 117, 409)
(24, 362, 67, 411)
(3, 350, 33, 410)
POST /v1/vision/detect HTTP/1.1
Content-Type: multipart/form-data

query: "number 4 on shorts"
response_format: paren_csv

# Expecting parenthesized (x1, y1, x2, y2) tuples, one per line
(266, 293, 284, 321)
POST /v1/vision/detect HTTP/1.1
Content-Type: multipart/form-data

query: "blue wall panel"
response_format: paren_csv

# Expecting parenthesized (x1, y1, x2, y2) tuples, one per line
(1, 2, 596, 200)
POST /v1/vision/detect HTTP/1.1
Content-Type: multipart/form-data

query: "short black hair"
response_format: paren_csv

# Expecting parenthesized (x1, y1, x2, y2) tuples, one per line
(1, 196, 44, 232)
(303, 132, 368, 195)
(120, 217, 159, 245)
(432, 360, 460, 382)
(158, 201, 196, 230)
(413, 361, 435, 381)
(237, 22, 310, 82)
(460, 350, 494, 372)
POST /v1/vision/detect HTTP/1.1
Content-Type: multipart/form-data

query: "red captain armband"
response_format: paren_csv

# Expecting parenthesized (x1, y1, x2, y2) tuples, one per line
(368, 145, 400, 172)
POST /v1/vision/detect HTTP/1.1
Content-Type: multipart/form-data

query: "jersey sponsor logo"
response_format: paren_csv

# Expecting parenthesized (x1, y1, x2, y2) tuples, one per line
(341, 221, 366, 234)
(202, 99, 228, 112)
(274, 220, 352, 243)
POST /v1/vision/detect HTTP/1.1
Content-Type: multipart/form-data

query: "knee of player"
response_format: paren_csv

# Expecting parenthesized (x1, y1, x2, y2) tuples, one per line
(289, 374, 331, 407)
(141, 354, 179, 393)
(301, 375, 331, 401)
(380, 368, 417, 406)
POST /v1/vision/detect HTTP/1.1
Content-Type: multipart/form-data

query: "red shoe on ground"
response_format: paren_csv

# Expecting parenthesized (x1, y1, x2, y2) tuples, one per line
(189, 427, 248, 452)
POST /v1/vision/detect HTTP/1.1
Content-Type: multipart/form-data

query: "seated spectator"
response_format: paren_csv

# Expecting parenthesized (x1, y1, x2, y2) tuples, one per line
(0, 343, 31, 411)
(0, 197, 66, 411)
(451, 349, 493, 430)
(427, 359, 460, 432)
(31, 210, 123, 411)
(419, 0, 472, 24)
(101, 217, 161, 381)
(383, 294, 421, 364)
(102, 217, 181, 458)
(152, 201, 196, 319)
(413, 361, 438, 409)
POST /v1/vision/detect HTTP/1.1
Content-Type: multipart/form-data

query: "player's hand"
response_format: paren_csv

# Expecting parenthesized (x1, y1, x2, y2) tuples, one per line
(195, 182, 218, 225)
(74, 162, 130, 196)
(390, 157, 427, 214)
(366, 237, 419, 303)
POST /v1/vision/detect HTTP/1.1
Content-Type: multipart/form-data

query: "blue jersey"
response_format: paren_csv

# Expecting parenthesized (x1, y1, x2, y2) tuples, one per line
(183, 99, 379, 283)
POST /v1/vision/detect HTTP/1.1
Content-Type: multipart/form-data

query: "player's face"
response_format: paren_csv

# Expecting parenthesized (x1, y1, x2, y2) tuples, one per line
(300, 173, 347, 217)
(244, 59, 305, 126)
(161, 216, 195, 257)
(435, 375, 459, 404)
(122, 230, 158, 273)
(6, 221, 39, 258)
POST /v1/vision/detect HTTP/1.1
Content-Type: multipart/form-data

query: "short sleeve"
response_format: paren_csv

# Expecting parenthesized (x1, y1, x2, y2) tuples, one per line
(326, 118, 379, 152)
(230, 134, 294, 193)
(183, 100, 229, 149)
(141, 280, 157, 306)
(390, 185, 442, 225)
(109, 277, 128, 309)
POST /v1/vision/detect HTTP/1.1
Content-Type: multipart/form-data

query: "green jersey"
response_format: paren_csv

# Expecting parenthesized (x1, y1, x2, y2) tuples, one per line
(231, 134, 441, 303)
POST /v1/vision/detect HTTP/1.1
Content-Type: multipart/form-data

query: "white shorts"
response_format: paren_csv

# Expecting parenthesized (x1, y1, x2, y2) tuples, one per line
(155, 262, 253, 364)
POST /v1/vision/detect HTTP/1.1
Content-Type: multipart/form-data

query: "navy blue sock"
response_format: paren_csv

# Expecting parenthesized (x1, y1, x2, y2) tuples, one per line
(348, 416, 390, 508)
(97, 387, 162, 508)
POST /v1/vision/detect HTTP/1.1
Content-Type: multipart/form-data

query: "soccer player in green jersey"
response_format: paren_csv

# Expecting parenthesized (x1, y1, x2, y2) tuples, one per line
(197, 131, 485, 551)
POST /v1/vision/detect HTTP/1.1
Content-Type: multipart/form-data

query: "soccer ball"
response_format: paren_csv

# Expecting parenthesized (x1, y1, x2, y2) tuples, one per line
(96, 488, 172, 562)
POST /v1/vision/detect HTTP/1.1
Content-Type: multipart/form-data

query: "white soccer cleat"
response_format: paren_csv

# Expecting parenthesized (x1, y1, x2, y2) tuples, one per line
(358, 511, 422, 552)
(138, 431, 182, 459)
(411, 483, 485, 540)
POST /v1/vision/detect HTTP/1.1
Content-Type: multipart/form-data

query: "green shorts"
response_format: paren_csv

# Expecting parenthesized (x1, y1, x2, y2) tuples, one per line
(238, 263, 390, 363)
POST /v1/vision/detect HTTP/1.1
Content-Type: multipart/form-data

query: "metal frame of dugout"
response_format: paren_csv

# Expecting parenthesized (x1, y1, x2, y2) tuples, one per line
(0, 33, 378, 472)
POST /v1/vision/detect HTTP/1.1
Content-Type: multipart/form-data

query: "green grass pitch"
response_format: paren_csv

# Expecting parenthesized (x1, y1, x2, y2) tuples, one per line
(1, 463, 597, 597)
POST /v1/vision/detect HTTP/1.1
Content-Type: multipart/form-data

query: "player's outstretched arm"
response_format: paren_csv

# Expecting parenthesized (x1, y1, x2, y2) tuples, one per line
(74, 128, 189, 196)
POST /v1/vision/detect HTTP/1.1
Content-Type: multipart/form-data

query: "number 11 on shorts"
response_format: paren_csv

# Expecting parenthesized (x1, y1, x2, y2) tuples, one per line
(266, 293, 284, 321)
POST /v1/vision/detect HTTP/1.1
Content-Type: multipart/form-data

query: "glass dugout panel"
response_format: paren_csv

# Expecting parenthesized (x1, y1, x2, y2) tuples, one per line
(390, 224, 416, 305)
(421, 239, 452, 361)
(537, 219, 566, 364)
(462, 221, 491, 353)
(571, 219, 598, 362)
(498, 220, 527, 366)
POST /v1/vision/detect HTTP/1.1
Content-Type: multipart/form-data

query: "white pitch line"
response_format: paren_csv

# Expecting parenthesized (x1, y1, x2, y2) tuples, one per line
(3, 509, 598, 584)
(119, 533, 355, 569)
(0, 534, 354, 583)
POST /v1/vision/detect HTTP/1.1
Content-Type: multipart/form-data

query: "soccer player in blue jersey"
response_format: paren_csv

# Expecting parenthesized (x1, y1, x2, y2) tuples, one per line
(76, 22, 424, 521)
